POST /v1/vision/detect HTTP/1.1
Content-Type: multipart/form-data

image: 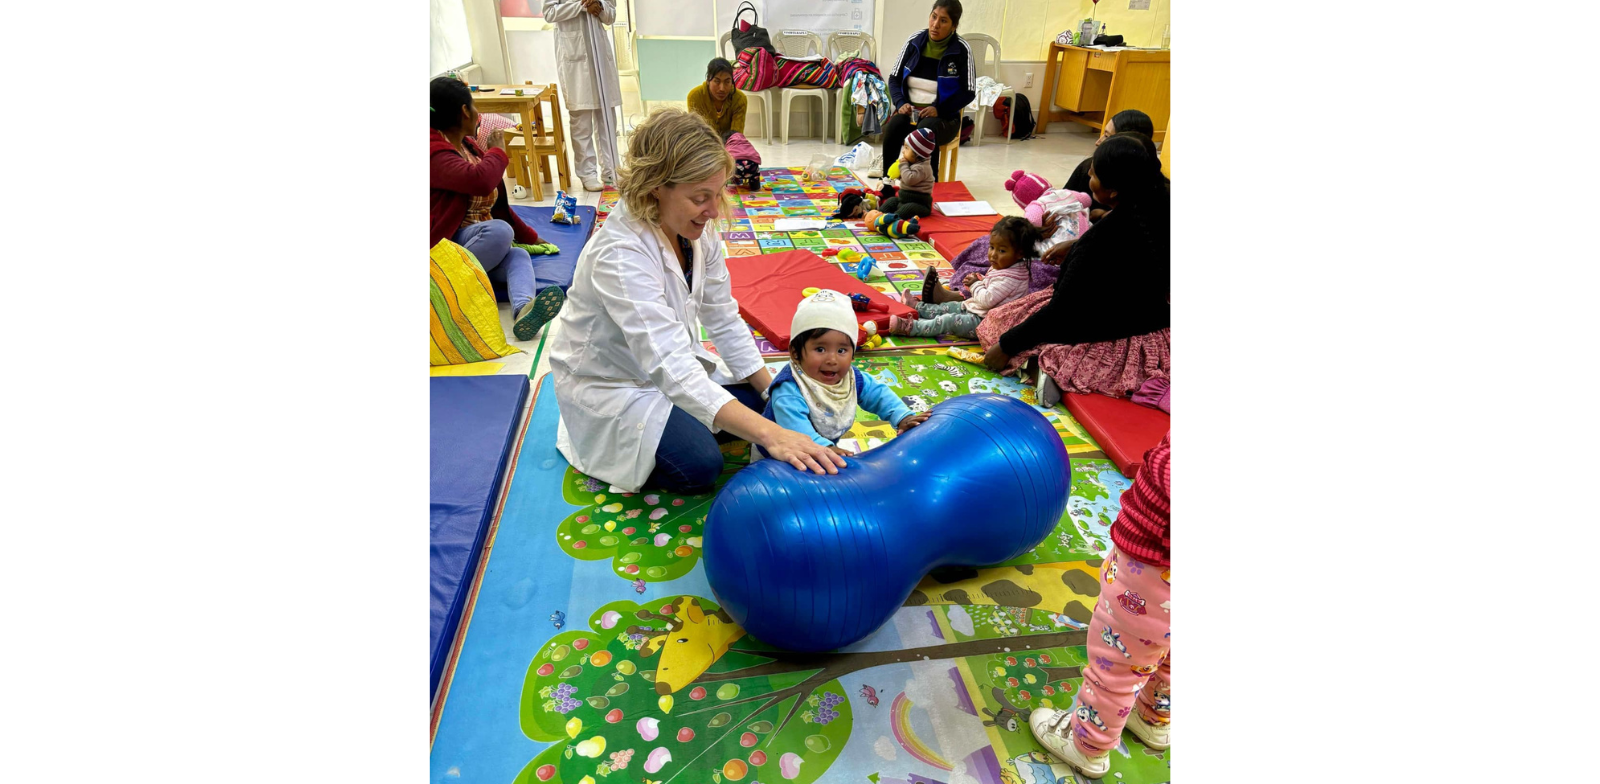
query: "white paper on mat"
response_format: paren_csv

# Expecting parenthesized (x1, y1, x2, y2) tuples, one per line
(936, 201, 998, 217)
(774, 218, 828, 231)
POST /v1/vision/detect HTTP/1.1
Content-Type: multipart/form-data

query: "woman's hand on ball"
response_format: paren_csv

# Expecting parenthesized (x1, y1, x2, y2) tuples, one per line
(763, 428, 847, 475)
(898, 413, 931, 432)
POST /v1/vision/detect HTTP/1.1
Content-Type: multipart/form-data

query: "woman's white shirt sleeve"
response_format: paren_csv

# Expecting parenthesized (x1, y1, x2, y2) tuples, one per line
(587, 242, 736, 431)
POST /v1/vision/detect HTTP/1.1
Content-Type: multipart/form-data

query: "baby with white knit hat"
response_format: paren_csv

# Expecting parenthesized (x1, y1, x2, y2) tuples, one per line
(754, 290, 930, 458)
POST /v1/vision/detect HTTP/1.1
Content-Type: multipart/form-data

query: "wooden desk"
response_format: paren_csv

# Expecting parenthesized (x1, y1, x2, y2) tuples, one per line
(1037, 44, 1168, 142)
(468, 84, 556, 201)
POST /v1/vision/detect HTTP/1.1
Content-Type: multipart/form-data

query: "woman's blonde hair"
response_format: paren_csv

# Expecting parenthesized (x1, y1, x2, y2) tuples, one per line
(617, 107, 733, 227)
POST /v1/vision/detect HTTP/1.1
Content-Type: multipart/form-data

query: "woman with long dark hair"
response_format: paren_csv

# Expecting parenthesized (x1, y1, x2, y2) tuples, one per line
(978, 133, 1170, 402)
(428, 76, 564, 340)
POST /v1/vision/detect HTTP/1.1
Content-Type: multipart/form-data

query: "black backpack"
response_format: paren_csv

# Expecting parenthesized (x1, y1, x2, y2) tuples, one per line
(731, 2, 777, 56)
(994, 94, 1037, 140)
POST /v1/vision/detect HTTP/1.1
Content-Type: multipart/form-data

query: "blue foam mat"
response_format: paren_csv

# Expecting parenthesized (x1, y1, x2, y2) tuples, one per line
(506, 204, 597, 295)
(430, 375, 530, 697)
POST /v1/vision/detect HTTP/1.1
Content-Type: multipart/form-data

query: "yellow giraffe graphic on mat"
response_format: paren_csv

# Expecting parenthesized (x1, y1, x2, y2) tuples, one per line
(641, 596, 747, 695)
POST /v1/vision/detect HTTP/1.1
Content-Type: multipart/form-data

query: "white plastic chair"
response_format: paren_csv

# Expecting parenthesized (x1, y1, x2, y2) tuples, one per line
(719, 32, 773, 141)
(961, 33, 1015, 148)
(825, 30, 878, 146)
(773, 30, 829, 144)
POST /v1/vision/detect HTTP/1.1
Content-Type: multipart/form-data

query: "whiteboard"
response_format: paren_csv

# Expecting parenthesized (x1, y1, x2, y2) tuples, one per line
(765, 0, 873, 35)
(634, 0, 715, 37)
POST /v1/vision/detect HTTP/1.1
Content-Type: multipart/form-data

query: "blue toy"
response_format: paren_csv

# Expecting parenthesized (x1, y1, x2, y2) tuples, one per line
(702, 394, 1070, 652)
(853, 254, 875, 281)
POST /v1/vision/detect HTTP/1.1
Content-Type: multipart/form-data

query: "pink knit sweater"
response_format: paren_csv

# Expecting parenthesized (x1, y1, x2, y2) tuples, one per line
(962, 264, 1032, 317)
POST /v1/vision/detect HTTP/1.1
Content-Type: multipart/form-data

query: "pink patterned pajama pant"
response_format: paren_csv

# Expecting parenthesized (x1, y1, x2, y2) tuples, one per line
(1069, 545, 1171, 754)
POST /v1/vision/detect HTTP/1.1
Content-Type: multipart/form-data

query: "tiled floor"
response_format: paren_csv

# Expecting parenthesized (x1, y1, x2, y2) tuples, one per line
(491, 127, 1101, 379)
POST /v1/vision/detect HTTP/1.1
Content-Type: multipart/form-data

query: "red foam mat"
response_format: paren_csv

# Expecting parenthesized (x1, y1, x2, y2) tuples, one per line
(1063, 392, 1170, 478)
(931, 181, 975, 202)
(930, 231, 988, 261)
(726, 249, 915, 350)
(915, 213, 1001, 241)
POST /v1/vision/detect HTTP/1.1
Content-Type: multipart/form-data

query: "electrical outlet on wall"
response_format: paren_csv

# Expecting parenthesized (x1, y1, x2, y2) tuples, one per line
(1024, 72, 1033, 87)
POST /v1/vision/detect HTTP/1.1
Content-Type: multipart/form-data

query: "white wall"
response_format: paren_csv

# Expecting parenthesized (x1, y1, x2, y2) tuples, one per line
(450, 0, 1077, 141)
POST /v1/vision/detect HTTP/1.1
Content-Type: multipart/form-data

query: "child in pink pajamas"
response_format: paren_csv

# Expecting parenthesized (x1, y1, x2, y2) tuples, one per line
(1030, 432, 1171, 778)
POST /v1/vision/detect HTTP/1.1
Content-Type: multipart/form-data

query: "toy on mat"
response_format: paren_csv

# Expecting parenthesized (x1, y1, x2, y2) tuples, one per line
(820, 247, 841, 258)
(802, 287, 821, 297)
(513, 241, 561, 256)
(865, 209, 919, 239)
(703, 395, 1070, 652)
(947, 346, 986, 365)
(837, 248, 863, 266)
(550, 190, 581, 225)
(857, 320, 885, 349)
(852, 253, 876, 281)
(847, 292, 889, 313)
(831, 187, 882, 220)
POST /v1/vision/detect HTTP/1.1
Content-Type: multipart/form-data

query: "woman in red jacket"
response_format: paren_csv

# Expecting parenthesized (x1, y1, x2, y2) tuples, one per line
(430, 76, 564, 340)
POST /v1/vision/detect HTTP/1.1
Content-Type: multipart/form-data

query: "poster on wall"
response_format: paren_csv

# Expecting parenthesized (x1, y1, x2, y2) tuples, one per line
(764, 0, 873, 35)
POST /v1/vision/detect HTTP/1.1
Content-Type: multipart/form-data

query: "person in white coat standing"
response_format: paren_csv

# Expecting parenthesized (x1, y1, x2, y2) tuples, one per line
(542, 0, 623, 191)
(548, 108, 847, 494)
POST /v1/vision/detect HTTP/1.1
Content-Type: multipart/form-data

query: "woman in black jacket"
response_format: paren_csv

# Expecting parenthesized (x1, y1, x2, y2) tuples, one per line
(880, 0, 975, 178)
(977, 134, 1171, 400)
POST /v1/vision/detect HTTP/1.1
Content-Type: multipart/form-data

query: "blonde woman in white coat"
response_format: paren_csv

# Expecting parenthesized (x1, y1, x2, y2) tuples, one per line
(543, 0, 623, 191)
(548, 108, 847, 494)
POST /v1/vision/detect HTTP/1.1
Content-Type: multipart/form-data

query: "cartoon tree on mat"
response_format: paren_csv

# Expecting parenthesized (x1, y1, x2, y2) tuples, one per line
(976, 647, 1086, 734)
(556, 443, 750, 585)
(513, 596, 1087, 784)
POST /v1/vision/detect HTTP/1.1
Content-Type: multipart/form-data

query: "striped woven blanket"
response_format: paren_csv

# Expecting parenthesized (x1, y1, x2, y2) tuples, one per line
(734, 47, 841, 91)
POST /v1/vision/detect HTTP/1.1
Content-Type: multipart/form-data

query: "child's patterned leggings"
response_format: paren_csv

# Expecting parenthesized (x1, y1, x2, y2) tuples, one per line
(734, 159, 761, 189)
(1069, 545, 1171, 755)
(909, 301, 982, 338)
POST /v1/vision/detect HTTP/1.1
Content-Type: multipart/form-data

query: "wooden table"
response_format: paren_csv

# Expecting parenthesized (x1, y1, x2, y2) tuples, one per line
(468, 83, 557, 201)
(1037, 44, 1169, 142)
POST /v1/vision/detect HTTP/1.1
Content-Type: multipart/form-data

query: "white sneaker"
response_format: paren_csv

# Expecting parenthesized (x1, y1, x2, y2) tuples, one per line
(1028, 709, 1111, 780)
(582, 176, 603, 192)
(1124, 710, 1169, 751)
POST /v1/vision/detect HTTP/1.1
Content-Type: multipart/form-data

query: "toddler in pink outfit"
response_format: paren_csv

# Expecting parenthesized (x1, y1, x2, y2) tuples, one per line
(891, 216, 1040, 339)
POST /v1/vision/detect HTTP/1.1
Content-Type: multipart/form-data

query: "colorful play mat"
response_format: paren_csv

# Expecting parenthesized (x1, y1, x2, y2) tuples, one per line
(429, 168, 1166, 784)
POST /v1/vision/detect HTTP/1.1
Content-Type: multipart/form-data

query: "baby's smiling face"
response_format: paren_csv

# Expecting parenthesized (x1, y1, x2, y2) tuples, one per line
(796, 329, 855, 385)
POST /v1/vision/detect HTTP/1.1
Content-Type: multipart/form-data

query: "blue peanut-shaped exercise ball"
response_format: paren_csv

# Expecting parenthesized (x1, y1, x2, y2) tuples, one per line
(703, 394, 1070, 652)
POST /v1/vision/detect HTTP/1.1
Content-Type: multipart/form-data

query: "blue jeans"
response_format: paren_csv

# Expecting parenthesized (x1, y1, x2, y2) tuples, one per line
(452, 219, 535, 311)
(647, 384, 765, 495)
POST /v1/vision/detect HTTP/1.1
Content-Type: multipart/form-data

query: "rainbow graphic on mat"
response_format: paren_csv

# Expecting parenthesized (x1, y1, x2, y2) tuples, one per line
(890, 692, 953, 771)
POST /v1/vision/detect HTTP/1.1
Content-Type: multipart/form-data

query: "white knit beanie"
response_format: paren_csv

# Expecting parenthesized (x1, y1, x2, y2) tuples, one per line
(790, 289, 859, 348)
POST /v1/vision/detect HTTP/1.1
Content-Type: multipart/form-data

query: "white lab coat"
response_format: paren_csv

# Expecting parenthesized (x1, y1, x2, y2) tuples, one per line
(541, 0, 622, 111)
(549, 203, 767, 492)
